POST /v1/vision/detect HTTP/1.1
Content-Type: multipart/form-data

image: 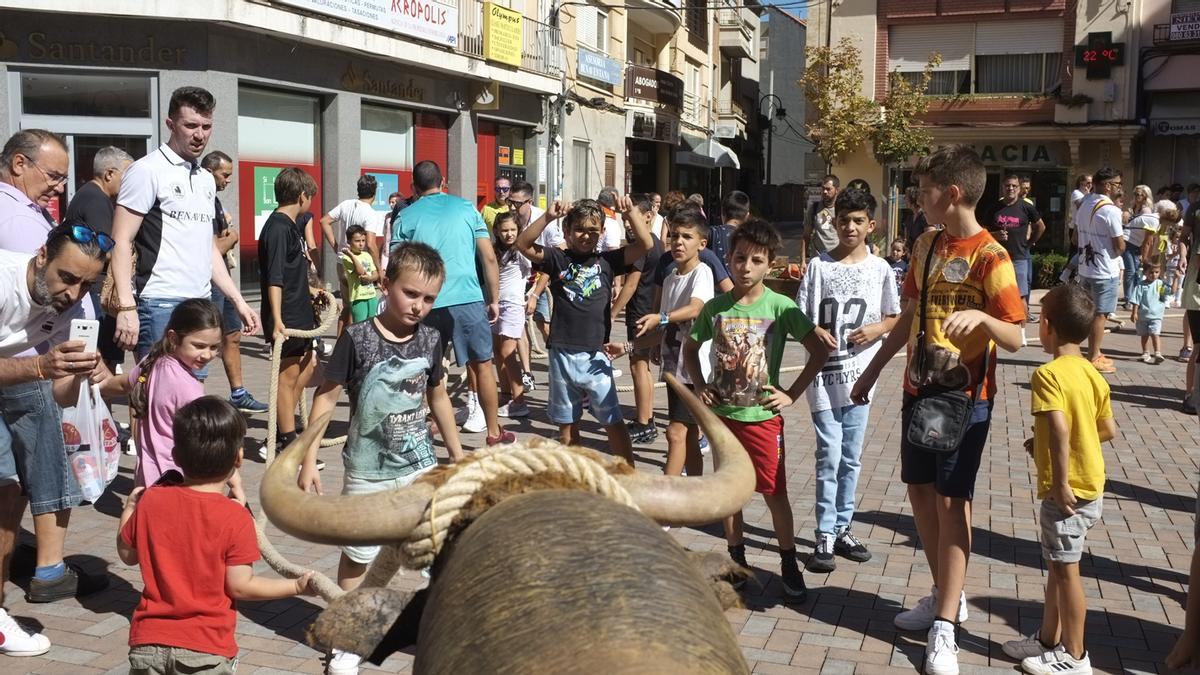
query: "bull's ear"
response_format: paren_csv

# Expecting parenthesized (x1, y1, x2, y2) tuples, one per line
(306, 587, 426, 663)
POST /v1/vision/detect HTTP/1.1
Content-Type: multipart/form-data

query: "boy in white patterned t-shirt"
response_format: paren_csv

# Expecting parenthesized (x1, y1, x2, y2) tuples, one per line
(796, 188, 900, 573)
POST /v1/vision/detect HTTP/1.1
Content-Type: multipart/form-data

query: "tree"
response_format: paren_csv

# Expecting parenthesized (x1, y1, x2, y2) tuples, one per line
(873, 54, 943, 166)
(798, 36, 877, 170)
(799, 36, 940, 169)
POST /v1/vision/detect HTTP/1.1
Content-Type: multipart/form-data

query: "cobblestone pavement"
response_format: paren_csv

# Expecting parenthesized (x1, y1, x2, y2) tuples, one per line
(7, 293, 1197, 674)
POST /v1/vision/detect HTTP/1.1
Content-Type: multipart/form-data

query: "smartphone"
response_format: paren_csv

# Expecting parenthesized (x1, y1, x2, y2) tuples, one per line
(69, 318, 100, 353)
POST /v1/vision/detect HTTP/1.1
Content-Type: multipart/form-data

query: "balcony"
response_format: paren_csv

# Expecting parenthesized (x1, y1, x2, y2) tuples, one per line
(718, 7, 756, 60)
(1155, 19, 1200, 47)
(458, 0, 563, 78)
(717, 98, 747, 124)
(682, 91, 709, 128)
(624, 0, 684, 35)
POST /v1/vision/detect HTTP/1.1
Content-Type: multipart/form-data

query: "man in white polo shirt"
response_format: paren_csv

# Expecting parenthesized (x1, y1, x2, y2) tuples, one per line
(110, 86, 260, 357)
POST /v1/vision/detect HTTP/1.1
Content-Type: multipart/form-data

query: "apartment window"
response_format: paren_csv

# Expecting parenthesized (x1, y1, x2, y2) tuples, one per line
(889, 19, 1062, 96)
(629, 37, 655, 67)
(572, 140, 590, 201)
(576, 4, 608, 53)
(1175, 0, 1200, 11)
(686, 0, 708, 47)
(604, 153, 616, 188)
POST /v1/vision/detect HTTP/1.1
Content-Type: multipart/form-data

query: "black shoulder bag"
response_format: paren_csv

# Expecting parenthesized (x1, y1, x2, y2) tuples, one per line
(904, 231, 989, 454)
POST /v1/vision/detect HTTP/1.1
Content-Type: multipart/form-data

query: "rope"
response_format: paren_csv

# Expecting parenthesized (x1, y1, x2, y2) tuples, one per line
(400, 444, 635, 569)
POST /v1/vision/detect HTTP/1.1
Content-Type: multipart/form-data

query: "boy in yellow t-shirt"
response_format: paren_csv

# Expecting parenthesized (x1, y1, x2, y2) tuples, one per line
(1003, 283, 1116, 675)
(340, 225, 380, 323)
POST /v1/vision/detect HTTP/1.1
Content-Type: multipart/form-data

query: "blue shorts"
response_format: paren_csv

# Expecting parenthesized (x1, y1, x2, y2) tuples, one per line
(425, 301, 495, 367)
(1079, 276, 1119, 316)
(0, 380, 81, 513)
(210, 286, 244, 334)
(547, 347, 623, 426)
(900, 392, 993, 500)
(1012, 257, 1031, 299)
(534, 292, 551, 323)
(1136, 317, 1162, 337)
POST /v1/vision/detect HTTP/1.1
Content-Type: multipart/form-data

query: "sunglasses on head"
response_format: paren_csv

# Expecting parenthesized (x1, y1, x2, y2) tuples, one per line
(67, 223, 115, 253)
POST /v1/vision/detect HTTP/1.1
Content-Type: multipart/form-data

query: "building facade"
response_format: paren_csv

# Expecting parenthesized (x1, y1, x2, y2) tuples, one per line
(1, 0, 560, 286)
(759, 8, 816, 220)
(1139, 0, 1200, 189)
(810, 0, 1146, 247)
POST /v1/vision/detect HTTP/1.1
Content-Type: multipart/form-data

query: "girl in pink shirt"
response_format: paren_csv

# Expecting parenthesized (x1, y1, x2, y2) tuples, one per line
(102, 299, 244, 500)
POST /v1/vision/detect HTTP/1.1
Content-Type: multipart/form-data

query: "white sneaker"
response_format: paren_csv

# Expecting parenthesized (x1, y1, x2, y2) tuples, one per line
(1022, 332, 1028, 348)
(327, 649, 362, 675)
(1003, 632, 1058, 660)
(923, 621, 960, 675)
(498, 401, 530, 418)
(893, 586, 968, 631)
(612, 368, 623, 378)
(461, 393, 487, 433)
(0, 608, 51, 657)
(1141, 353, 1154, 364)
(1021, 648, 1091, 674)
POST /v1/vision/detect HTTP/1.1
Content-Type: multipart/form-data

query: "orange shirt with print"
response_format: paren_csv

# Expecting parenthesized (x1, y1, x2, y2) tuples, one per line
(901, 229, 1026, 400)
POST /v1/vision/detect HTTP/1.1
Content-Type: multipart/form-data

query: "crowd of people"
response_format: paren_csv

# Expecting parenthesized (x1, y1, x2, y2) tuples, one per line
(0, 85, 1195, 675)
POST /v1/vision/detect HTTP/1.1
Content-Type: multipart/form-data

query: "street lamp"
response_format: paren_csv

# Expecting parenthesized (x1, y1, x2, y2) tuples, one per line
(760, 93, 786, 186)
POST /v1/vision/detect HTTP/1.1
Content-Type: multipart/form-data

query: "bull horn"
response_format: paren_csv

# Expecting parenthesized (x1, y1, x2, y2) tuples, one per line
(616, 374, 756, 526)
(260, 411, 434, 545)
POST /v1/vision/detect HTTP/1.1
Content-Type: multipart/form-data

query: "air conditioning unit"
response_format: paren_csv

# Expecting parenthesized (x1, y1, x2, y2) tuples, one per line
(714, 123, 738, 139)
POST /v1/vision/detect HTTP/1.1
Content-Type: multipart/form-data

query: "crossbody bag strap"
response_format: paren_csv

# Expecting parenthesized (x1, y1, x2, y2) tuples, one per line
(915, 230, 944, 377)
(971, 341, 990, 403)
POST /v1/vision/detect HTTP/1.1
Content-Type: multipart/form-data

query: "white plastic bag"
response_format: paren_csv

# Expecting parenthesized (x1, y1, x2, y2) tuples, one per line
(62, 382, 118, 502)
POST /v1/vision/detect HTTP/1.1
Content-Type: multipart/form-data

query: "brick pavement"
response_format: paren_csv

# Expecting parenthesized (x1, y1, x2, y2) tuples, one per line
(6, 297, 1197, 674)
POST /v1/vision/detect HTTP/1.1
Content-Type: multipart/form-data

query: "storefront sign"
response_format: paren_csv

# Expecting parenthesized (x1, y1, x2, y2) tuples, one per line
(0, 27, 203, 68)
(513, 148, 525, 165)
(483, 2, 523, 67)
(578, 48, 622, 86)
(276, 0, 458, 48)
(473, 81, 501, 110)
(341, 63, 426, 102)
(1170, 11, 1200, 41)
(625, 65, 683, 115)
(1074, 31, 1124, 80)
(365, 173, 401, 210)
(499, 146, 511, 165)
(1153, 118, 1200, 135)
(971, 143, 1060, 166)
(626, 108, 680, 145)
(253, 166, 284, 238)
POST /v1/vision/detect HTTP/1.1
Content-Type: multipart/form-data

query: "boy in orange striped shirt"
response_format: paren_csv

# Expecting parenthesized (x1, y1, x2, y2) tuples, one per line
(851, 145, 1026, 675)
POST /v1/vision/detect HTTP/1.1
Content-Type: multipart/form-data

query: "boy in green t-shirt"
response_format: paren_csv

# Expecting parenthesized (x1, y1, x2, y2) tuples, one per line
(340, 224, 380, 322)
(1003, 283, 1115, 675)
(684, 219, 834, 602)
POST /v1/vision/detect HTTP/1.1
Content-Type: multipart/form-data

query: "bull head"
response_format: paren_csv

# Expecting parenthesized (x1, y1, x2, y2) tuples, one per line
(260, 374, 757, 544)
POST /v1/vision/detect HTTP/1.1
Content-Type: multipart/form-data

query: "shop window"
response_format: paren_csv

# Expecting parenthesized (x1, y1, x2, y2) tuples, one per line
(361, 105, 414, 171)
(238, 88, 320, 164)
(20, 72, 151, 118)
(572, 140, 590, 201)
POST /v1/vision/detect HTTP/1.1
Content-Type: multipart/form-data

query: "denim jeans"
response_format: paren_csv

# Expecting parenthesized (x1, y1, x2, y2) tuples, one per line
(1122, 247, 1142, 304)
(137, 297, 210, 378)
(811, 403, 870, 536)
(0, 380, 81, 514)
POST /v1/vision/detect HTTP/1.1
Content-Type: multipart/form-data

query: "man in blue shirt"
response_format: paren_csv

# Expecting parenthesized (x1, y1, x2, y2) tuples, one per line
(392, 161, 513, 446)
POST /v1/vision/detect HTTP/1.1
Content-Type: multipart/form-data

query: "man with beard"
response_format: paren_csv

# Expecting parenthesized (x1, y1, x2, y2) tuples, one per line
(0, 222, 110, 656)
(1074, 167, 1125, 373)
(0, 130, 111, 619)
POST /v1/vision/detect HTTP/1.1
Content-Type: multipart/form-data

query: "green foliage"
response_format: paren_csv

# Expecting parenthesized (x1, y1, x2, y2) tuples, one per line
(798, 37, 878, 169)
(1032, 251, 1069, 289)
(874, 54, 942, 166)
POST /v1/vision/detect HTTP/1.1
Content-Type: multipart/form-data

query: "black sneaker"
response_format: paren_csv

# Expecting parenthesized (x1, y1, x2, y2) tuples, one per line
(630, 422, 658, 445)
(1184, 395, 1198, 415)
(780, 551, 808, 602)
(27, 563, 109, 603)
(727, 544, 749, 590)
(834, 529, 872, 562)
(806, 533, 836, 573)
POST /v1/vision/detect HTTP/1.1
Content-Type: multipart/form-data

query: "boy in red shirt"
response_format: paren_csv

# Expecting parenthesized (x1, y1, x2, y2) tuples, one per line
(852, 145, 1025, 675)
(118, 397, 316, 673)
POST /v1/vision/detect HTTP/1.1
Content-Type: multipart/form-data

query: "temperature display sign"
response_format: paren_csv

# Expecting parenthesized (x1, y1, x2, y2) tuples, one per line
(1074, 32, 1125, 80)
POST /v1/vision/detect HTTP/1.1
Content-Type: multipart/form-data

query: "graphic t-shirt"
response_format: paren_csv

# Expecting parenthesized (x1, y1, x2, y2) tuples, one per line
(64, 181, 115, 236)
(690, 288, 815, 422)
(541, 246, 626, 351)
(708, 223, 734, 275)
(394, 193, 490, 309)
(325, 320, 444, 480)
(808, 202, 838, 254)
(796, 254, 900, 412)
(258, 211, 316, 339)
(1129, 277, 1168, 320)
(988, 200, 1041, 260)
(661, 263, 714, 384)
(902, 229, 1026, 400)
(340, 250, 378, 303)
(1030, 354, 1111, 501)
(129, 356, 203, 488)
(889, 257, 909, 299)
(1075, 194, 1124, 280)
(121, 486, 259, 659)
(496, 247, 533, 303)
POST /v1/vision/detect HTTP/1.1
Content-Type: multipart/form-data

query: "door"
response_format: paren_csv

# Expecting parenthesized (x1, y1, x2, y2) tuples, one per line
(45, 134, 152, 224)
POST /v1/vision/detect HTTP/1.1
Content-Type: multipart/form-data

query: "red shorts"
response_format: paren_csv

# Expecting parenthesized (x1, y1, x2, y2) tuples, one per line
(720, 415, 786, 496)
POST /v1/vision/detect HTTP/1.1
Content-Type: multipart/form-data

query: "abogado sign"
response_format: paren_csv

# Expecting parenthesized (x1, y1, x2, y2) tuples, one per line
(276, 0, 459, 47)
(625, 65, 683, 114)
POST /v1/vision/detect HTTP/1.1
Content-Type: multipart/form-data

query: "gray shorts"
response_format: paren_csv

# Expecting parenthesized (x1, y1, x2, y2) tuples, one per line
(1040, 496, 1103, 563)
(341, 467, 434, 564)
(129, 644, 236, 674)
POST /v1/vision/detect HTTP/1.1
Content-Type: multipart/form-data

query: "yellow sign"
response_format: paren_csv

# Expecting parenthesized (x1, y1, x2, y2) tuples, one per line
(512, 148, 524, 165)
(483, 2, 523, 67)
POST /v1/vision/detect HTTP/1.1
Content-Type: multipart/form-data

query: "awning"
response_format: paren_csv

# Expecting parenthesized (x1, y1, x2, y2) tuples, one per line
(676, 135, 741, 169)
